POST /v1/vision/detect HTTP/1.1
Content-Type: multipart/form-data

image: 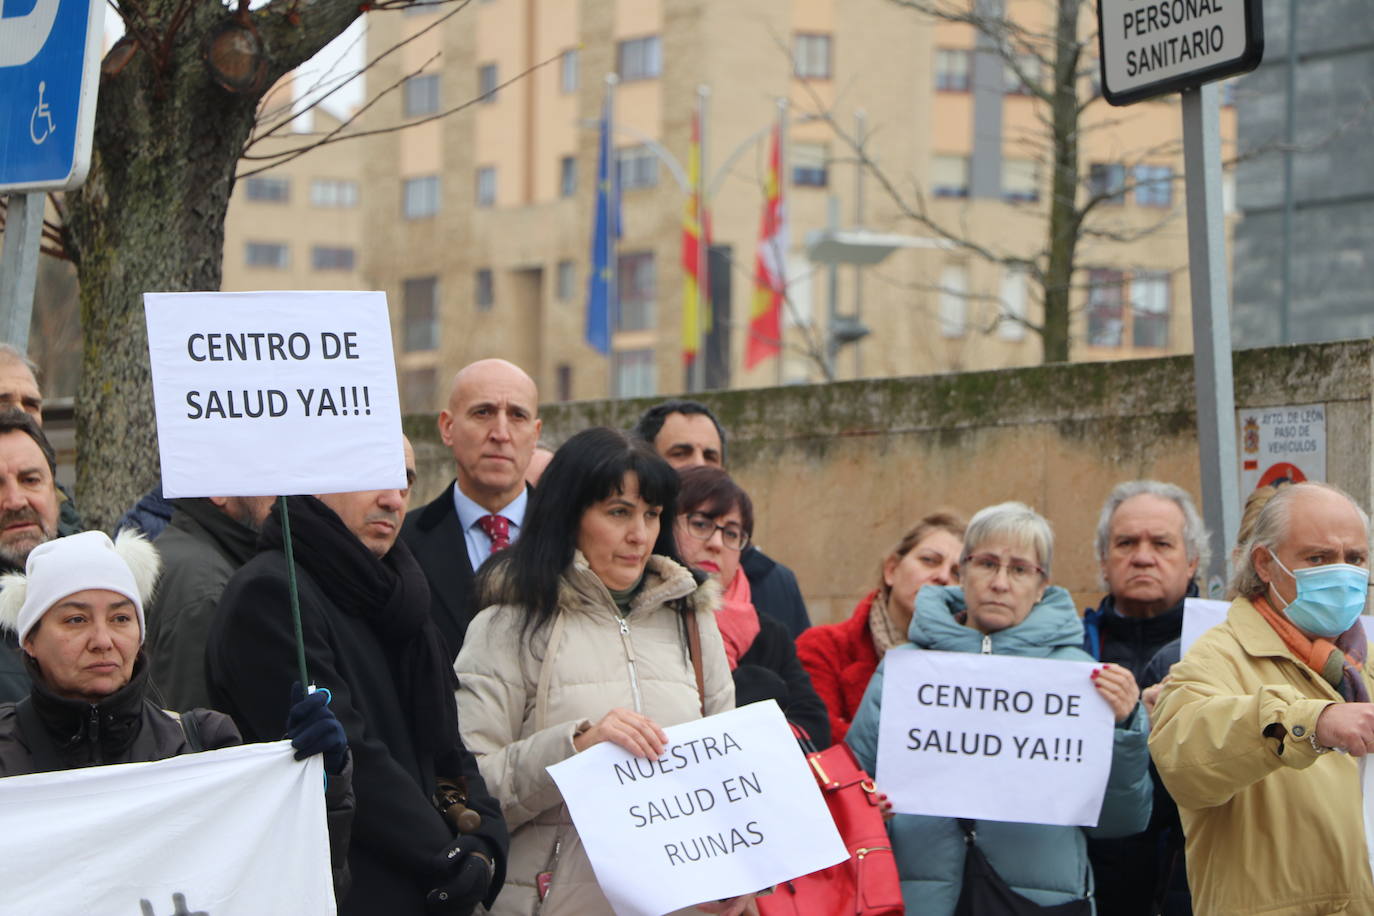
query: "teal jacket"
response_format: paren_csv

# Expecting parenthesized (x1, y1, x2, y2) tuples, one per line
(846, 585, 1152, 915)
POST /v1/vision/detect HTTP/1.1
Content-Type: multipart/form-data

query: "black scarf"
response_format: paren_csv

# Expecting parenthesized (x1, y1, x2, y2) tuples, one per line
(259, 496, 459, 757)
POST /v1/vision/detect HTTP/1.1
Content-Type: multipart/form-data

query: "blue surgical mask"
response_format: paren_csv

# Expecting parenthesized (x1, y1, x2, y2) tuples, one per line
(1268, 549, 1371, 638)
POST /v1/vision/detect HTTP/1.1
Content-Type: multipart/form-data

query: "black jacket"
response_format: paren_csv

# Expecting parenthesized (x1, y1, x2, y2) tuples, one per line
(1080, 584, 1196, 686)
(400, 481, 479, 662)
(740, 546, 811, 639)
(144, 498, 258, 710)
(209, 500, 507, 915)
(735, 614, 831, 748)
(0, 555, 28, 704)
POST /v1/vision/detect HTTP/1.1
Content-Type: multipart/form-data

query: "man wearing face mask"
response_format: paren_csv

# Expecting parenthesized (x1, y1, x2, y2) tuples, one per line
(1151, 482, 1374, 916)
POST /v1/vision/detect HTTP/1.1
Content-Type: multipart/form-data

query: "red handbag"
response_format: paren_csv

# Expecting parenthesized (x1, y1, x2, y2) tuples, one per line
(758, 738, 905, 916)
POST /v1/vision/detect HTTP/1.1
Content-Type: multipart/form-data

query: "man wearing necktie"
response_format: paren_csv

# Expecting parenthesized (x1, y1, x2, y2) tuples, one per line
(402, 359, 541, 661)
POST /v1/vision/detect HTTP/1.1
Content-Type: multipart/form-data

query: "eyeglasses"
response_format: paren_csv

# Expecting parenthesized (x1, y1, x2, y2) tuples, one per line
(962, 553, 1044, 584)
(682, 513, 750, 551)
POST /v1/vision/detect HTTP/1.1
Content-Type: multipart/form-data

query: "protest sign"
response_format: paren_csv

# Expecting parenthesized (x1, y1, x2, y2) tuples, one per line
(144, 290, 406, 497)
(1180, 598, 1231, 656)
(546, 701, 847, 916)
(876, 648, 1115, 826)
(0, 742, 333, 915)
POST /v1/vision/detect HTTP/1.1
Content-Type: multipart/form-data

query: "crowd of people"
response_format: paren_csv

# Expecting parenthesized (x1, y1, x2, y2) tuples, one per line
(0, 344, 1372, 916)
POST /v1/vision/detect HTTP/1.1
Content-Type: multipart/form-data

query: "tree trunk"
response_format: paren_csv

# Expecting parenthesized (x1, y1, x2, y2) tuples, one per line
(1040, 0, 1082, 364)
(63, 1, 365, 529)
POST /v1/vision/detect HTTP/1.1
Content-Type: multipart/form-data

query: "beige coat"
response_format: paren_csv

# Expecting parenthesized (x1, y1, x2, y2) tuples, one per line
(1150, 595, 1374, 916)
(456, 553, 735, 916)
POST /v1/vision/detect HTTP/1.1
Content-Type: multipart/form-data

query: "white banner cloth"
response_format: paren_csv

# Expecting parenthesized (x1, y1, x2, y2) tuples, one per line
(546, 701, 847, 916)
(876, 648, 1115, 826)
(0, 741, 335, 915)
(145, 290, 405, 497)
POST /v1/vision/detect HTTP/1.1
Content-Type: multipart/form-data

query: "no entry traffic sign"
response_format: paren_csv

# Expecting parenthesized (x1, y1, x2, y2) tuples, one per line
(1097, 0, 1264, 107)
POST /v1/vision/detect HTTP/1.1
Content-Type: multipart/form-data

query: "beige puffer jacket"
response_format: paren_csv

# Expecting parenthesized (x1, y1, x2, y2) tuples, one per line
(456, 553, 735, 916)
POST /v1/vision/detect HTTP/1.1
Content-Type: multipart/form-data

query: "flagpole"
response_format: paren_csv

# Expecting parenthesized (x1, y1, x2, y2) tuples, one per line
(775, 98, 787, 387)
(605, 73, 619, 397)
(693, 85, 709, 394)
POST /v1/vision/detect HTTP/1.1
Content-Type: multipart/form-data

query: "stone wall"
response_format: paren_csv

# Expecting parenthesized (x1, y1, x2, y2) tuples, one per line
(405, 339, 1374, 625)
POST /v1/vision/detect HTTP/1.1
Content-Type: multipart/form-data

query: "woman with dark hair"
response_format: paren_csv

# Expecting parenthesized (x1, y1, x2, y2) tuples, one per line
(796, 511, 965, 741)
(455, 427, 743, 916)
(674, 466, 830, 747)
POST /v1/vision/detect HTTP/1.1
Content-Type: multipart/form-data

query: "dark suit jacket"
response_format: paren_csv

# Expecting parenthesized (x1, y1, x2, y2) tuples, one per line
(400, 482, 477, 663)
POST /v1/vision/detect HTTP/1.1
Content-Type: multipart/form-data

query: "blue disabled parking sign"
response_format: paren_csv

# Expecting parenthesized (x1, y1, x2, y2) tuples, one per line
(0, 0, 103, 191)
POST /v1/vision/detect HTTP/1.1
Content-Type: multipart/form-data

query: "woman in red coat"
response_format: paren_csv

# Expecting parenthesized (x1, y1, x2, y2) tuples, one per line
(795, 512, 964, 741)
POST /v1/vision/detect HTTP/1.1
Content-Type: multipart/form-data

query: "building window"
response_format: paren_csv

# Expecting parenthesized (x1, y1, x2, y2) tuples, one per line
(311, 246, 356, 271)
(784, 251, 814, 328)
(403, 175, 440, 219)
(475, 269, 494, 310)
(556, 259, 576, 301)
(938, 264, 968, 338)
(401, 368, 438, 414)
(1131, 271, 1171, 348)
(1002, 159, 1039, 203)
(613, 349, 656, 398)
(404, 74, 440, 116)
(561, 48, 579, 93)
(793, 33, 832, 79)
(617, 36, 661, 81)
(559, 155, 577, 197)
(935, 49, 971, 91)
(617, 146, 658, 190)
(478, 63, 499, 102)
(616, 251, 656, 332)
(244, 176, 289, 202)
(556, 363, 573, 402)
(1134, 164, 1173, 208)
(476, 166, 497, 207)
(310, 179, 359, 208)
(932, 154, 970, 198)
(791, 142, 828, 188)
(1086, 268, 1125, 347)
(1003, 53, 1041, 94)
(998, 266, 1029, 341)
(402, 276, 439, 351)
(1088, 163, 1127, 204)
(245, 242, 289, 268)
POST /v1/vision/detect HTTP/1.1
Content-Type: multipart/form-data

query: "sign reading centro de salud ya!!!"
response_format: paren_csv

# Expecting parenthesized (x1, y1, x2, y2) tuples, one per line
(0, 0, 104, 191)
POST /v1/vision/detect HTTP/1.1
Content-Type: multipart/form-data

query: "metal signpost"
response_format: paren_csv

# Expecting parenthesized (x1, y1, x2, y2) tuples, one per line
(0, 0, 104, 350)
(1097, 0, 1263, 595)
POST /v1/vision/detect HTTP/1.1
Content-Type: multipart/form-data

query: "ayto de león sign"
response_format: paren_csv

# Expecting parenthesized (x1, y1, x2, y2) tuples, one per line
(1097, 0, 1264, 106)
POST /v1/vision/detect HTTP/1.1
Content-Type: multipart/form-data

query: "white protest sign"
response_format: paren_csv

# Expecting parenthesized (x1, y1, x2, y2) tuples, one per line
(546, 701, 847, 916)
(0, 742, 334, 915)
(876, 648, 1115, 826)
(1238, 403, 1326, 494)
(145, 290, 406, 497)
(1183, 598, 1374, 656)
(1361, 756, 1374, 884)
(1180, 598, 1231, 657)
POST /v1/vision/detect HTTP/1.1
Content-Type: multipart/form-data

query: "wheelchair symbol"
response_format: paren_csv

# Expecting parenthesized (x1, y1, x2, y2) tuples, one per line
(30, 82, 55, 145)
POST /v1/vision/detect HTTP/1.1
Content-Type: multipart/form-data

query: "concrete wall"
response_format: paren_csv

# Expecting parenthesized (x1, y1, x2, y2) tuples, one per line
(404, 339, 1374, 625)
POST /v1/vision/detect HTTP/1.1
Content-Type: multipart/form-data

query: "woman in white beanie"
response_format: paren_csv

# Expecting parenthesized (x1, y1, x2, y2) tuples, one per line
(0, 531, 355, 885)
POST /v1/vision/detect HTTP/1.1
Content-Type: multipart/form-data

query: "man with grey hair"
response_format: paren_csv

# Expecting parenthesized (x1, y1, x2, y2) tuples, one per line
(1082, 480, 1209, 684)
(1151, 482, 1374, 915)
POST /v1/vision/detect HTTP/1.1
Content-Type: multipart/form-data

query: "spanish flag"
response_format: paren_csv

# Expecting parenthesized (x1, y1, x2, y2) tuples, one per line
(681, 111, 711, 367)
(746, 123, 785, 368)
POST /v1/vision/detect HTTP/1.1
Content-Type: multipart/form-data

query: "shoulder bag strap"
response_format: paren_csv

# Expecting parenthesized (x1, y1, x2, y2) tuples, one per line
(686, 607, 706, 717)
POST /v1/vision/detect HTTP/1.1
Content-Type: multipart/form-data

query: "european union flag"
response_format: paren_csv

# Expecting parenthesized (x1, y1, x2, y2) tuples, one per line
(584, 102, 621, 355)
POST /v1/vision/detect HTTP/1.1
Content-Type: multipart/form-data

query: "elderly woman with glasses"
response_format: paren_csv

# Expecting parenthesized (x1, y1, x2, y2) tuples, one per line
(674, 466, 830, 748)
(845, 502, 1152, 915)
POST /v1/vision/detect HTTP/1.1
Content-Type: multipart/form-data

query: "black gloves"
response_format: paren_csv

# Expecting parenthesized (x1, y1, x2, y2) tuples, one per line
(287, 682, 348, 775)
(425, 835, 494, 915)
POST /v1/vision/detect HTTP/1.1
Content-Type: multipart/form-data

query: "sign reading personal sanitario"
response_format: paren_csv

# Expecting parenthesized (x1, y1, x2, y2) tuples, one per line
(1097, 0, 1264, 106)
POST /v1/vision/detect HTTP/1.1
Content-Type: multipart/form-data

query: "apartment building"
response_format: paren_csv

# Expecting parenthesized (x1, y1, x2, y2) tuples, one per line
(359, 0, 1238, 411)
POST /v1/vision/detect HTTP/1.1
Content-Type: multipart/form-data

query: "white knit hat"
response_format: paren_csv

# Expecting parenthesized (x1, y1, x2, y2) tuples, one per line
(0, 530, 161, 645)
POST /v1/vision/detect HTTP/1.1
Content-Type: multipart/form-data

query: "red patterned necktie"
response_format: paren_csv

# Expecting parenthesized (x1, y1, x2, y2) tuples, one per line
(477, 514, 512, 552)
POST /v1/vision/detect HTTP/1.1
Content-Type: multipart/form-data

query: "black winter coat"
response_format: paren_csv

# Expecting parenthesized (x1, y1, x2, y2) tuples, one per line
(741, 546, 811, 639)
(734, 614, 832, 749)
(209, 541, 507, 915)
